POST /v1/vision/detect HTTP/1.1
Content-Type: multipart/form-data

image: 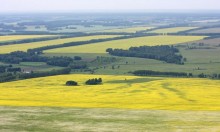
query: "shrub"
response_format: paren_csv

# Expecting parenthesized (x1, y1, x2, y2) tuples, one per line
(66, 81, 78, 86)
(85, 78, 102, 85)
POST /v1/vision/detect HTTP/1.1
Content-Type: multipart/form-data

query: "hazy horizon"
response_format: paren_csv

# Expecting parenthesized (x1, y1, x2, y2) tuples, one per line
(1, 0, 220, 13)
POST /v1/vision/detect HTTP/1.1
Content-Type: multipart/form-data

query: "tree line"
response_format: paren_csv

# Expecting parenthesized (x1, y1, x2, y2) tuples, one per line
(0, 51, 82, 67)
(19, 68, 71, 79)
(132, 70, 189, 77)
(106, 45, 184, 64)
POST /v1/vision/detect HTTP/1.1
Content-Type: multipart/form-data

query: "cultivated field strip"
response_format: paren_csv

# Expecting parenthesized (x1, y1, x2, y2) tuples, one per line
(0, 35, 119, 54)
(0, 74, 219, 110)
(0, 35, 55, 42)
(150, 27, 198, 33)
(45, 35, 205, 53)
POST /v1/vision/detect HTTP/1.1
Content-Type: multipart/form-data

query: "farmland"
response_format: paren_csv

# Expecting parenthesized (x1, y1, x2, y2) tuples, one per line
(101, 26, 154, 33)
(0, 35, 54, 42)
(0, 74, 219, 110)
(150, 27, 197, 33)
(0, 35, 119, 54)
(190, 27, 220, 34)
(45, 35, 205, 53)
(0, 106, 219, 132)
(0, 12, 220, 132)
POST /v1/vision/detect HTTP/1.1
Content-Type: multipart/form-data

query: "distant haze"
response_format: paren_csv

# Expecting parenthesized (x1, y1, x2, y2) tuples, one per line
(1, 0, 220, 13)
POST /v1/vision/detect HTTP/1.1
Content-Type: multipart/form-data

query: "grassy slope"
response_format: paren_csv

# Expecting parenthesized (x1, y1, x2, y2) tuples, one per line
(150, 27, 198, 33)
(0, 35, 119, 54)
(0, 106, 219, 132)
(45, 35, 205, 53)
(90, 47, 220, 75)
(0, 74, 219, 110)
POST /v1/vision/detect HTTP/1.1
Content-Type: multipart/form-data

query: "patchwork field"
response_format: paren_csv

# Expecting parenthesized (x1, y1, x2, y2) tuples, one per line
(0, 106, 219, 132)
(45, 35, 205, 53)
(102, 26, 154, 33)
(190, 27, 220, 34)
(150, 27, 197, 33)
(0, 35, 54, 42)
(0, 35, 119, 54)
(0, 74, 219, 110)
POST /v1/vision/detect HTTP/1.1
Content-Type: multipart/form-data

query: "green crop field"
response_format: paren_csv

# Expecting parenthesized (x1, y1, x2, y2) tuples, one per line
(0, 35, 119, 54)
(150, 27, 198, 33)
(45, 35, 205, 53)
(0, 106, 219, 132)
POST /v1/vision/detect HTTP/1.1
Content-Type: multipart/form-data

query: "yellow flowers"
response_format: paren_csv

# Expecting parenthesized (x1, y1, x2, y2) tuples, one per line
(0, 74, 219, 110)
(0, 35, 119, 54)
(0, 35, 54, 42)
(46, 35, 205, 53)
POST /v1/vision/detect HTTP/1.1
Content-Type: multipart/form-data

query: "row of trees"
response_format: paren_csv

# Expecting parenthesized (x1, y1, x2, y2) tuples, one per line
(0, 65, 21, 73)
(132, 70, 189, 77)
(106, 45, 185, 64)
(66, 78, 103, 86)
(133, 70, 220, 79)
(198, 73, 220, 79)
(0, 51, 82, 67)
(0, 36, 59, 46)
(0, 73, 16, 83)
(19, 68, 71, 79)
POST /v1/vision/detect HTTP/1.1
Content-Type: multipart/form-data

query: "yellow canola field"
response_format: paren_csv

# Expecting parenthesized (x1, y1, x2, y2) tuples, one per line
(0, 74, 219, 110)
(46, 35, 205, 53)
(0, 35, 54, 42)
(102, 26, 154, 33)
(150, 27, 198, 33)
(0, 35, 119, 54)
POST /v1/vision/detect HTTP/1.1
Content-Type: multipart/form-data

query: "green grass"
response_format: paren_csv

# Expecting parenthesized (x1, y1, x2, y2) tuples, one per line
(0, 106, 219, 132)
(45, 46, 220, 75)
(14, 62, 63, 72)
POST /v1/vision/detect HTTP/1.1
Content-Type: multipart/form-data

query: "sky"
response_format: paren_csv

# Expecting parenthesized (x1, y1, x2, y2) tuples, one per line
(1, 0, 220, 13)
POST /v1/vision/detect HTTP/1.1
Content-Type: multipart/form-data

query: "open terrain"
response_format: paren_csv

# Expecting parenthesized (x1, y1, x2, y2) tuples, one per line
(101, 26, 154, 33)
(45, 35, 205, 53)
(150, 27, 197, 33)
(0, 106, 219, 132)
(0, 35, 54, 42)
(190, 27, 220, 34)
(0, 35, 119, 54)
(0, 12, 220, 132)
(0, 74, 219, 110)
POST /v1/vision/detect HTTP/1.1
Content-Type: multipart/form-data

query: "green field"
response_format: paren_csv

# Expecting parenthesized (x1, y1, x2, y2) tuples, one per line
(0, 106, 219, 132)
(0, 35, 119, 54)
(150, 27, 198, 33)
(45, 35, 205, 53)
